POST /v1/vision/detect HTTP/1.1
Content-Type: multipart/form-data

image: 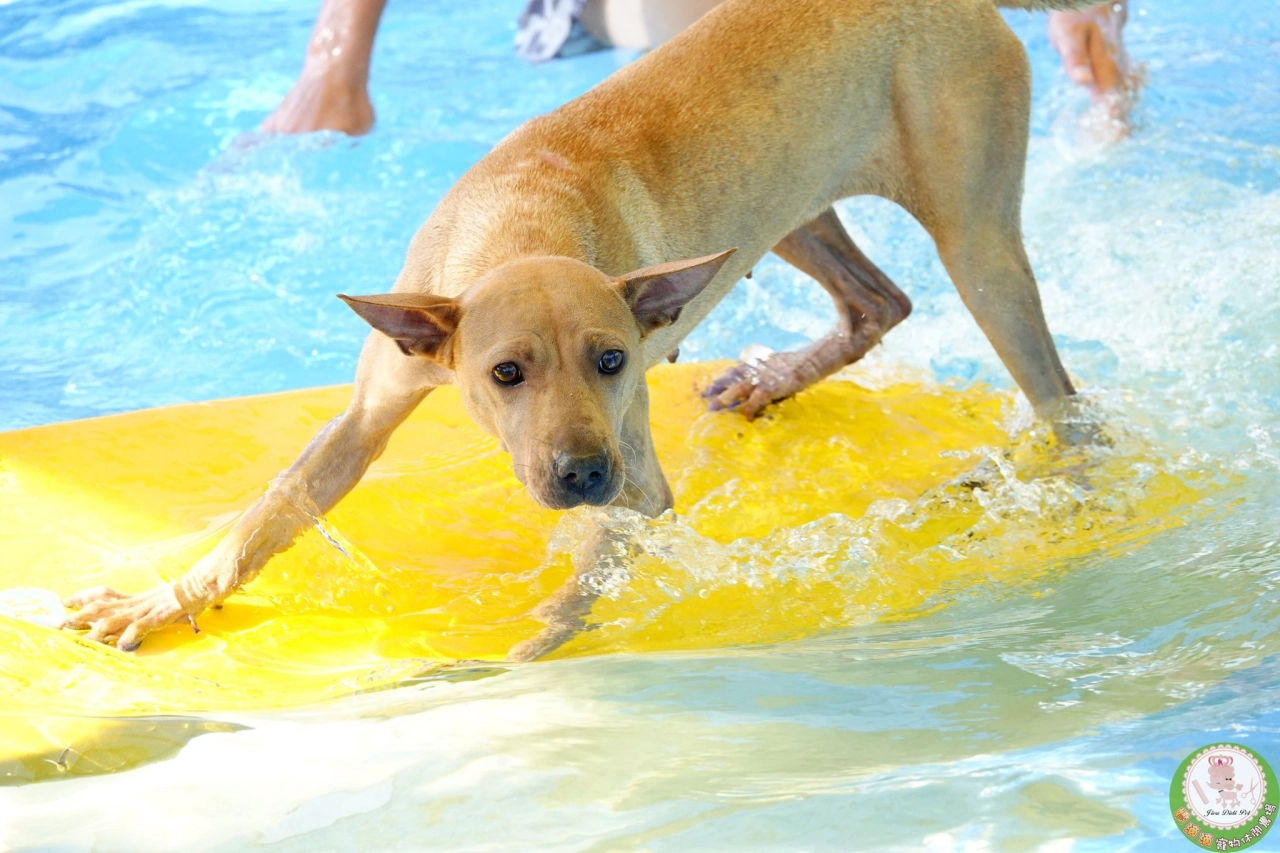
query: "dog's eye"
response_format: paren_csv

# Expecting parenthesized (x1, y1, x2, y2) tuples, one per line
(492, 362, 523, 386)
(598, 349, 625, 375)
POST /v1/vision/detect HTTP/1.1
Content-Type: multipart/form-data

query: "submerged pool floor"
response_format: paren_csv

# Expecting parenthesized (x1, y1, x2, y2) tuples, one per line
(2, 0, 1280, 850)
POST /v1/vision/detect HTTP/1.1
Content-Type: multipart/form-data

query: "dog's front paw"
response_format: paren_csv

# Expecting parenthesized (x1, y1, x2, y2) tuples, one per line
(505, 624, 577, 663)
(60, 583, 188, 651)
(705, 349, 812, 420)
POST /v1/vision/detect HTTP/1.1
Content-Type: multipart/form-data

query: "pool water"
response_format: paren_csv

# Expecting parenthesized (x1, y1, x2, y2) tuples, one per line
(2, 0, 1280, 850)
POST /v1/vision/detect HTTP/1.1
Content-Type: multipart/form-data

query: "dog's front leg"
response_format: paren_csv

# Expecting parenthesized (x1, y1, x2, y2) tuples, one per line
(707, 208, 911, 419)
(62, 336, 440, 650)
(504, 523, 625, 663)
(506, 382, 670, 662)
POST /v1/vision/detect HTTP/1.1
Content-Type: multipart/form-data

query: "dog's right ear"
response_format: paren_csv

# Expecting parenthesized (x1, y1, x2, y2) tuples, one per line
(338, 293, 462, 363)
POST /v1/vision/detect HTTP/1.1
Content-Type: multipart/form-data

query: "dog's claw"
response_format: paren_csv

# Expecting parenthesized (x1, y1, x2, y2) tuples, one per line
(705, 354, 808, 420)
(704, 364, 753, 400)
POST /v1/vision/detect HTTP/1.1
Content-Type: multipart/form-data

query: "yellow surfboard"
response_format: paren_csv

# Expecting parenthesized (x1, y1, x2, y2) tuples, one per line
(0, 363, 1209, 782)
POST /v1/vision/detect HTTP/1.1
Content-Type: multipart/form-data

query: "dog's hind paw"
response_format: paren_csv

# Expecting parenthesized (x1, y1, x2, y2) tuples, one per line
(1049, 394, 1112, 448)
(705, 347, 820, 420)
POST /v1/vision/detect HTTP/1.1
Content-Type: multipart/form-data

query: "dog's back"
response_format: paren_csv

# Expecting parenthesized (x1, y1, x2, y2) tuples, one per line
(400, 0, 1029, 303)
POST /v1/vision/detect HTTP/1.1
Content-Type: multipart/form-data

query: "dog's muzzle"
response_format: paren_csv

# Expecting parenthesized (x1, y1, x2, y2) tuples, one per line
(548, 450, 617, 508)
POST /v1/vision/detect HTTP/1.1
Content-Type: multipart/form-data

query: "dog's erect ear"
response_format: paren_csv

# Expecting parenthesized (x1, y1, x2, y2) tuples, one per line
(338, 292, 462, 362)
(618, 248, 736, 335)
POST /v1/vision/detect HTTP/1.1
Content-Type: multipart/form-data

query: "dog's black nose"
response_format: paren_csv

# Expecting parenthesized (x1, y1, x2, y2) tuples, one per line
(553, 451, 612, 504)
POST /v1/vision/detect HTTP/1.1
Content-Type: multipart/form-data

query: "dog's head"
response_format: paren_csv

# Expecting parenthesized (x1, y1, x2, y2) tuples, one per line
(340, 249, 733, 510)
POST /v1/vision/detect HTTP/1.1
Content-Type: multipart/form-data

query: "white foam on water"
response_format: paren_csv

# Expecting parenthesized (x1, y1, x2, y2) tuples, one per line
(0, 588, 64, 629)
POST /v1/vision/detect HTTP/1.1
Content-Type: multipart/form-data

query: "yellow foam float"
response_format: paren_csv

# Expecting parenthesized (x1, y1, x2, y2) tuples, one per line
(0, 363, 1211, 782)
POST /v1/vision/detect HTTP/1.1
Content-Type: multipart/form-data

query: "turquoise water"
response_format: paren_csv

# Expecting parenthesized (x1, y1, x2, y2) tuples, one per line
(2, 0, 1280, 850)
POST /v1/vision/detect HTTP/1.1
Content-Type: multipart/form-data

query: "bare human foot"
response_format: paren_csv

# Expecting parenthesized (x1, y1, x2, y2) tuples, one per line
(262, 69, 375, 136)
(1048, 1, 1138, 129)
(261, 0, 387, 136)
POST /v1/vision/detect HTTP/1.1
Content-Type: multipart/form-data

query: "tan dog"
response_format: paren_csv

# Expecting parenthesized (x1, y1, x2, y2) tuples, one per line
(64, 0, 1100, 657)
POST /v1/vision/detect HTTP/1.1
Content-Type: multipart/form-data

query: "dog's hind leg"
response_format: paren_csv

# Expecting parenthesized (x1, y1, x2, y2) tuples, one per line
(906, 23, 1086, 442)
(929, 224, 1098, 444)
(931, 224, 1078, 426)
(706, 207, 911, 419)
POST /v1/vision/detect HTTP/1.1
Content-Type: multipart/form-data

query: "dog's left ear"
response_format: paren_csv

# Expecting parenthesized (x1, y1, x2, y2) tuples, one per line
(618, 248, 736, 335)
(338, 292, 462, 364)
